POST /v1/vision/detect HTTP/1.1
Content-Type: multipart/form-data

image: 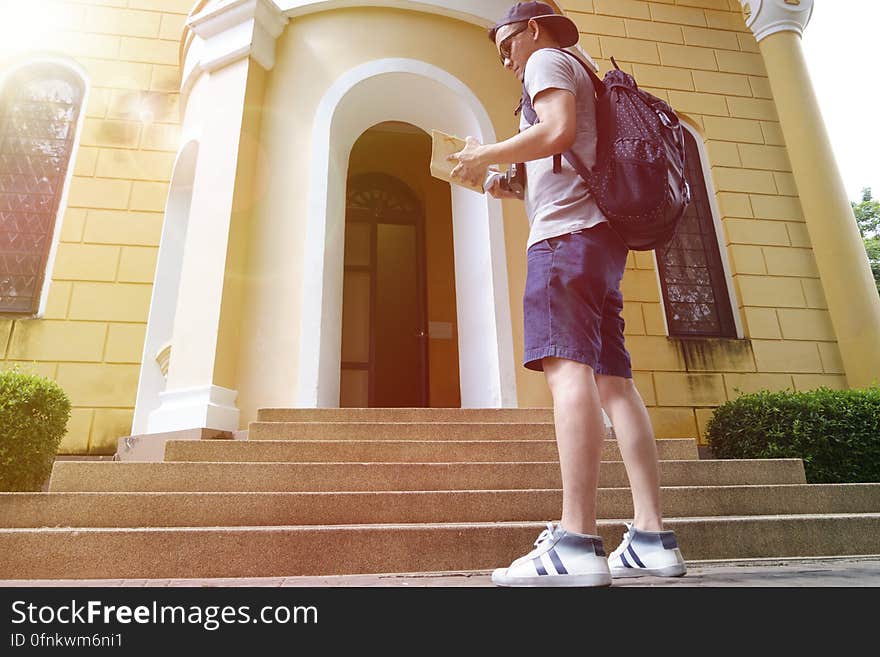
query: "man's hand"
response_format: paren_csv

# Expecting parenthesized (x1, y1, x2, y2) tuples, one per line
(448, 136, 489, 188)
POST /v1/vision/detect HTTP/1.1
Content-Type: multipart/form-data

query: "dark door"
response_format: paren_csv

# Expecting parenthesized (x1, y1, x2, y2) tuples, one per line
(341, 173, 429, 407)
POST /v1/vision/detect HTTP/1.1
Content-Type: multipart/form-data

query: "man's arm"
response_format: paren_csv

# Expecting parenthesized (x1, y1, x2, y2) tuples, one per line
(449, 87, 577, 188)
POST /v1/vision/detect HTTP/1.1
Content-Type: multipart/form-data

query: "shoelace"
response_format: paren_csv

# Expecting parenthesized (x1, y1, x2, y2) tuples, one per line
(534, 522, 556, 548)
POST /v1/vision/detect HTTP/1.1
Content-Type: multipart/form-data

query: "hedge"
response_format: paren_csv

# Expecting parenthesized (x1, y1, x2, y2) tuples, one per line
(0, 368, 72, 491)
(705, 387, 880, 484)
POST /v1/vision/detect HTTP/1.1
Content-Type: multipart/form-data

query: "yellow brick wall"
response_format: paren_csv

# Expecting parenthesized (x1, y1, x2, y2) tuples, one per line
(561, 0, 847, 443)
(0, 0, 191, 454)
(0, 0, 849, 452)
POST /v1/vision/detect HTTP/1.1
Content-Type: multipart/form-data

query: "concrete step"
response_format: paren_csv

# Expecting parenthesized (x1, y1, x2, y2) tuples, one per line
(2, 514, 879, 579)
(47, 459, 807, 493)
(163, 438, 699, 463)
(257, 408, 556, 423)
(4, 484, 879, 528)
(248, 422, 576, 441)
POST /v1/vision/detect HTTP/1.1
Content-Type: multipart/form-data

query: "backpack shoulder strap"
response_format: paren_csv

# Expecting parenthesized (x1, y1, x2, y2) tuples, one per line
(555, 49, 603, 184)
(553, 48, 606, 96)
(519, 48, 605, 177)
(519, 48, 604, 124)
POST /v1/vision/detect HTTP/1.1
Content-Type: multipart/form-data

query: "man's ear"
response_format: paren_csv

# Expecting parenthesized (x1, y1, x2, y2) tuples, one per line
(528, 18, 541, 41)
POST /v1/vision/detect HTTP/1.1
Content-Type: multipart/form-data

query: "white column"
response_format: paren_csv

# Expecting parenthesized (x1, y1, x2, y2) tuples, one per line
(737, 0, 880, 388)
(147, 0, 288, 433)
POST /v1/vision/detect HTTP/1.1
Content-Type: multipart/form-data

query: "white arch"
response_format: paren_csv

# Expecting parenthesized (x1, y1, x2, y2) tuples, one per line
(0, 55, 90, 319)
(297, 58, 518, 407)
(132, 140, 200, 435)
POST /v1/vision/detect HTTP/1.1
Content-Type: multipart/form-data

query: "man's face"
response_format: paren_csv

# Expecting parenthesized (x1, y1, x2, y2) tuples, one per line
(495, 21, 533, 81)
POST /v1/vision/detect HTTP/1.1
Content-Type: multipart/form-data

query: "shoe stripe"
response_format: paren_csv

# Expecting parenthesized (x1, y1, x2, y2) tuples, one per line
(627, 545, 647, 568)
(540, 552, 557, 575)
(619, 551, 633, 568)
(533, 557, 548, 576)
(547, 548, 568, 575)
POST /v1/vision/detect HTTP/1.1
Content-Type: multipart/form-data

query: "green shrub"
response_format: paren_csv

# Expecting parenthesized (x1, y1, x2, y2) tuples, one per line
(705, 387, 880, 484)
(0, 368, 72, 491)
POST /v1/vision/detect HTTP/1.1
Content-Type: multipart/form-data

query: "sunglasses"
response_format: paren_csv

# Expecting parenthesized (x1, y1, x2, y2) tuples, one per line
(498, 24, 529, 64)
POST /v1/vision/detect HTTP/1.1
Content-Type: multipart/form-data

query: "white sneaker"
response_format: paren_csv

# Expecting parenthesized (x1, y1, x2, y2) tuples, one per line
(608, 522, 687, 578)
(491, 523, 612, 587)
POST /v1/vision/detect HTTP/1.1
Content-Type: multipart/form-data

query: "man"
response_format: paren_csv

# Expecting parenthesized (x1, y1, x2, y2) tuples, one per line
(449, 1, 687, 587)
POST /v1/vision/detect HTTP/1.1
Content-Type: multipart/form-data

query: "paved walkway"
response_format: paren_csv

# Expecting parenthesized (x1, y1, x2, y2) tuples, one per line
(2, 556, 879, 587)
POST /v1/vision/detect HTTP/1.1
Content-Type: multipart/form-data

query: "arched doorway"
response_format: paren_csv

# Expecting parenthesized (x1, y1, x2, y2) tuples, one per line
(298, 58, 518, 408)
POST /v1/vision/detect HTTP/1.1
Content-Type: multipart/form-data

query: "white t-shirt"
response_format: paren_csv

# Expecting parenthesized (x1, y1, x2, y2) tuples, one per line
(520, 48, 607, 250)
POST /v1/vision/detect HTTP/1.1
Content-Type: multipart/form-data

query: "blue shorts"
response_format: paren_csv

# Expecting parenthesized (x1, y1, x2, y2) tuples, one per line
(523, 221, 632, 377)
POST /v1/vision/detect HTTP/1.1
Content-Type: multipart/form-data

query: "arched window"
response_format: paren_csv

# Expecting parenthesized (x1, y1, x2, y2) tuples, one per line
(656, 126, 737, 337)
(0, 63, 84, 314)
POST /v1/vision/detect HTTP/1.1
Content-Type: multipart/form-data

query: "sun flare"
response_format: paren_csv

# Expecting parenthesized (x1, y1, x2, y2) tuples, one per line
(0, 0, 56, 55)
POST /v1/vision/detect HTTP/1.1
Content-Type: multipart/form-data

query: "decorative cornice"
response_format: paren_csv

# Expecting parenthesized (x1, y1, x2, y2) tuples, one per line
(188, 0, 288, 72)
(179, 0, 597, 104)
(273, 0, 511, 24)
(739, 0, 814, 42)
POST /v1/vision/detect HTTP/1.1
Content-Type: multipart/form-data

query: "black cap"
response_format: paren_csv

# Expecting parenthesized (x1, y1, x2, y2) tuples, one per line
(488, 1, 580, 47)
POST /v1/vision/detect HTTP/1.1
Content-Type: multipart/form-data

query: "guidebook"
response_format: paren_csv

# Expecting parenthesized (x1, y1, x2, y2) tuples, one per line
(429, 129, 487, 194)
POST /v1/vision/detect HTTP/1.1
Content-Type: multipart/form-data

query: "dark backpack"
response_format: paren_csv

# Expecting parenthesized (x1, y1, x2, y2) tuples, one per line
(520, 51, 691, 251)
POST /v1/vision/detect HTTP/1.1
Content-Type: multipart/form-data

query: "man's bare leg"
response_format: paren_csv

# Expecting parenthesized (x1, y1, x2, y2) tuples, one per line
(542, 356, 606, 536)
(596, 374, 663, 531)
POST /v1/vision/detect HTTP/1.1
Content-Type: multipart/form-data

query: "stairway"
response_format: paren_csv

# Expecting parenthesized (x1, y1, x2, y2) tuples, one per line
(1, 407, 879, 579)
